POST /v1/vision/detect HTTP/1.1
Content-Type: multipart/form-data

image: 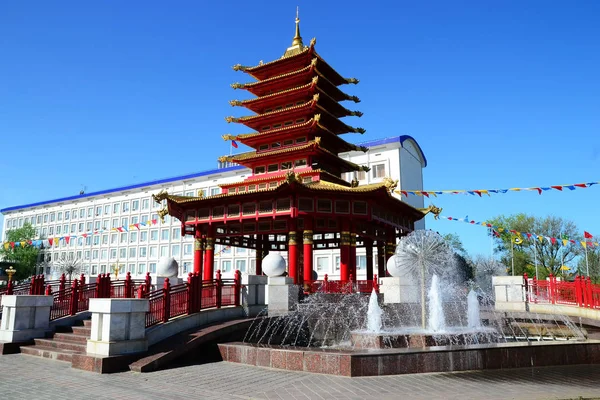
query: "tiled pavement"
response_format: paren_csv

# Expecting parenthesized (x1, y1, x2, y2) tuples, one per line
(1, 354, 600, 400)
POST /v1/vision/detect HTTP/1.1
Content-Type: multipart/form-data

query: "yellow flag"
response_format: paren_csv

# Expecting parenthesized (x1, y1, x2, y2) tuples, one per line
(538, 236, 544, 243)
(54, 237, 59, 246)
(20, 241, 26, 247)
(560, 265, 570, 271)
(562, 239, 568, 246)
(3, 243, 9, 250)
(512, 236, 523, 245)
(581, 241, 587, 248)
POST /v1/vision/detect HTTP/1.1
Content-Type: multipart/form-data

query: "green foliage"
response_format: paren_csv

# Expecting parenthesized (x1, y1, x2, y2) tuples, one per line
(443, 233, 467, 256)
(577, 248, 600, 284)
(442, 233, 473, 282)
(0, 222, 40, 281)
(486, 213, 582, 278)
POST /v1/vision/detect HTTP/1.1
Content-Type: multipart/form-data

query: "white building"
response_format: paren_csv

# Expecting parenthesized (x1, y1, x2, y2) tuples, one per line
(1, 135, 426, 282)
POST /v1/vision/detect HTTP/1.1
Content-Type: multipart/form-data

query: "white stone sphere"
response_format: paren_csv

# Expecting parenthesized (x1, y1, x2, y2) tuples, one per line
(262, 253, 286, 277)
(386, 255, 404, 277)
(157, 257, 179, 278)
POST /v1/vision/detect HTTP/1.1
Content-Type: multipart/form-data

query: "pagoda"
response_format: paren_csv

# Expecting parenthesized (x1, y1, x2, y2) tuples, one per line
(156, 14, 427, 287)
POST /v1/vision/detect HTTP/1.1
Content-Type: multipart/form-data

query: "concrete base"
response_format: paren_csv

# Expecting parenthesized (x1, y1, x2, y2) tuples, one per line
(379, 277, 419, 304)
(268, 277, 298, 317)
(350, 331, 500, 349)
(242, 275, 267, 307)
(87, 298, 149, 357)
(0, 295, 53, 342)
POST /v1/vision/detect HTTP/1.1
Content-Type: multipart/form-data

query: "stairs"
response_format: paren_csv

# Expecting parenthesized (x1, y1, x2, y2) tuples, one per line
(20, 319, 91, 363)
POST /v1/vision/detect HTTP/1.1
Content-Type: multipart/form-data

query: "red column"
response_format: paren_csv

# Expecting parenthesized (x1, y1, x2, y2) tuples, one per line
(303, 219, 314, 284)
(340, 221, 350, 281)
(204, 227, 215, 280)
(193, 233, 203, 275)
(377, 241, 386, 278)
(365, 238, 374, 281)
(349, 230, 357, 279)
(288, 221, 298, 284)
(255, 235, 263, 276)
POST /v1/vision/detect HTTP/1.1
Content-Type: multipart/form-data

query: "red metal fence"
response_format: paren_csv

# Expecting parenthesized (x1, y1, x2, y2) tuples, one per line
(304, 274, 379, 295)
(524, 273, 600, 309)
(143, 270, 242, 328)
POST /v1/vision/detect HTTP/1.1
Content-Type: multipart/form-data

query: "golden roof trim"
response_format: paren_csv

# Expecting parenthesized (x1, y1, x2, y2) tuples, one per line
(225, 95, 317, 123)
(231, 38, 316, 73)
(219, 140, 318, 163)
(230, 59, 316, 90)
(231, 81, 314, 107)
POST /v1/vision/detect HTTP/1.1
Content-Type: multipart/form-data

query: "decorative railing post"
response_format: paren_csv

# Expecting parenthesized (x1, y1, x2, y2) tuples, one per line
(587, 277, 593, 308)
(69, 279, 79, 316)
(532, 276, 538, 303)
(105, 274, 112, 298)
(234, 270, 242, 306)
(79, 273, 86, 286)
(196, 272, 203, 311)
(187, 273, 194, 314)
(45, 285, 52, 296)
(29, 275, 36, 295)
(162, 278, 171, 323)
(349, 274, 354, 294)
(145, 272, 152, 295)
(373, 274, 379, 293)
(59, 273, 66, 294)
(523, 273, 529, 302)
(216, 270, 222, 309)
(549, 274, 556, 304)
(6, 278, 13, 295)
(323, 274, 329, 293)
(575, 276, 583, 307)
(124, 272, 132, 298)
(137, 285, 145, 299)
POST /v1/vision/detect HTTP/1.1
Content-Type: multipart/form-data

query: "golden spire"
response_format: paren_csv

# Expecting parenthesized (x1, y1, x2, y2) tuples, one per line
(291, 6, 303, 47)
(283, 7, 305, 57)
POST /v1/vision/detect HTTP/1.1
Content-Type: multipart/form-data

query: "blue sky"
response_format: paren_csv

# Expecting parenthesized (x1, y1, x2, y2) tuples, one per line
(1, 1, 599, 259)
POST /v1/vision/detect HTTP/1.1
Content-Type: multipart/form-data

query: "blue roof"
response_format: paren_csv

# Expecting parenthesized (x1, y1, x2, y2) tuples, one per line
(1, 135, 426, 214)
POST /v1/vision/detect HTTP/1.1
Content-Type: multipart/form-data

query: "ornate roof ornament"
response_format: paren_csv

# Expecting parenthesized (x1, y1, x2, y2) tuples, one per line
(284, 170, 302, 184)
(221, 134, 236, 141)
(353, 127, 366, 134)
(313, 113, 321, 122)
(229, 100, 243, 107)
(346, 78, 360, 84)
(347, 95, 361, 103)
(382, 177, 399, 193)
(351, 179, 359, 188)
(418, 204, 443, 220)
(157, 207, 169, 223)
(349, 110, 364, 117)
(284, 8, 306, 57)
(360, 165, 371, 173)
(310, 57, 318, 67)
(225, 116, 239, 123)
(232, 64, 248, 71)
(314, 136, 322, 146)
(230, 83, 244, 90)
(312, 93, 320, 102)
(351, 144, 368, 153)
(310, 37, 316, 47)
(217, 155, 230, 163)
(152, 189, 169, 204)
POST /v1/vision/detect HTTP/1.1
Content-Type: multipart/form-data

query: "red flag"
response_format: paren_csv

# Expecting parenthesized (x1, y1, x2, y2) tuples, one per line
(48, 238, 53, 246)
(584, 231, 593, 239)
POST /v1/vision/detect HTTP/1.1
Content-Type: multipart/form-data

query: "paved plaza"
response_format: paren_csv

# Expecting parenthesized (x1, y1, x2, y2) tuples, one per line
(0, 354, 600, 400)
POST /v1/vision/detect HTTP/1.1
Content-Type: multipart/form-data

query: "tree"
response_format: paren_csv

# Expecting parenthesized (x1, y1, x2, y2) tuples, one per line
(53, 257, 82, 281)
(0, 222, 40, 281)
(577, 248, 600, 284)
(442, 233, 473, 283)
(486, 214, 582, 278)
(443, 233, 467, 257)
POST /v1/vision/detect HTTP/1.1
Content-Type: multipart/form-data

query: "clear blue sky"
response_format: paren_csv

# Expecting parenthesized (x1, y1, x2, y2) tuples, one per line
(1, 1, 599, 259)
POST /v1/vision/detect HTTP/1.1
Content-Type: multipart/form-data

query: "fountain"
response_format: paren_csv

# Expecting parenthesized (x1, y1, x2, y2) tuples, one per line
(220, 231, 598, 376)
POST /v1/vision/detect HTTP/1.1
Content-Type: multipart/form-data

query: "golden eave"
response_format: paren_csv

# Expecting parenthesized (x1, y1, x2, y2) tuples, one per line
(231, 39, 315, 74)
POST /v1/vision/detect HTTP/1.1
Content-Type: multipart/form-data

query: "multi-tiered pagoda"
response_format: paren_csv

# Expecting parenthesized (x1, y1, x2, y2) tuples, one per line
(157, 15, 426, 287)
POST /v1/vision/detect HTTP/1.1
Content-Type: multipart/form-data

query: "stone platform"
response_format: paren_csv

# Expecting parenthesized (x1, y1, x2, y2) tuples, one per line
(350, 331, 500, 349)
(218, 340, 600, 377)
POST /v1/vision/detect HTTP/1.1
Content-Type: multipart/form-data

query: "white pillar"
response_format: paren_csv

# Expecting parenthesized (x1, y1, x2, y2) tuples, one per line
(379, 276, 419, 304)
(267, 276, 298, 317)
(86, 298, 149, 356)
(0, 295, 53, 342)
(242, 275, 267, 313)
(492, 276, 527, 312)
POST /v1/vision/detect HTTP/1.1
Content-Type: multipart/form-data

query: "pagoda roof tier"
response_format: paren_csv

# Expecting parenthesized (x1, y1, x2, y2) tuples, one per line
(219, 169, 351, 190)
(231, 61, 360, 103)
(222, 117, 368, 153)
(232, 38, 359, 87)
(161, 174, 425, 226)
(225, 94, 365, 133)
(229, 77, 363, 118)
(217, 139, 370, 173)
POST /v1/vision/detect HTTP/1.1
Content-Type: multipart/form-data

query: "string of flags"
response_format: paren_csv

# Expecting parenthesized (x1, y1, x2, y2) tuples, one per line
(3, 219, 161, 250)
(439, 214, 598, 249)
(397, 181, 598, 197)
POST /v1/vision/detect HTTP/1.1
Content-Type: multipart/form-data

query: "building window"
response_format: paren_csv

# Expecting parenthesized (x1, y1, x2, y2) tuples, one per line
(254, 166, 266, 174)
(95, 206, 102, 216)
(171, 245, 180, 257)
(210, 188, 220, 196)
(161, 229, 169, 241)
(139, 247, 147, 257)
(142, 199, 150, 210)
(119, 248, 127, 259)
(222, 260, 231, 272)
(50, 213, 55, 222)
(102, 235, 109, 245)
(113, 203, 120, 214)
(94, 221, 101, 230)
(104, 205, 110, 215)
(372, 163, 386, 179)
(335, 256, 340, 271)
(65, 211, 70, 220)
(57, 212, 63, 221)
(172, 228, 181, 240)
(235, 259, 246, 272)
(150, 230, 158, 241)
(130, 232, 138, 242)
(316, 256, 329, 272)
(86, 222, 92, 231)
(93, 236, 100, 245)
(140, 231, 148, 242)
(141, 214, 149, 223)
(160, 245, 168, 257)
(357, 255, 367, 270)
(101, 249, 108, 260)
(183, 244, 192, 255)
(295, 159, 307, 167)
(149, 263, 156, 274)
(110, 249, 117, 259)
(183, 262, 191, 274)
(129, 247, 136, 258)
(91, 265, 98, 275)
(120, 233, 128, 243)
(137, 263, 145, 274)
(121, 217, 129, 227)
(132, 200, 139, 211)
(122, 201, 130, 212)
(267, 164, 278, 173)
(92, 250, 99, 260)
(149, 246, 157, 258)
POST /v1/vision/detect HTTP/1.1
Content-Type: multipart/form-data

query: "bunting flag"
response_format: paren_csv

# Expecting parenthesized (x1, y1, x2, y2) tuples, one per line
(437, 214, 598, 250)
(215, 245, 232, 257)
(2, 219, 160, 250)
(397, 181, 599, 198)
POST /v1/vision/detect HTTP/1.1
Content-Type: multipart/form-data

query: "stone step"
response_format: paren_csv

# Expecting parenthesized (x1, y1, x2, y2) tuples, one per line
(20, 345, 80, 363)
(53, 332, 89, 344)
(71, 326, 91, 336)
(33, 338, 86, 353)
(83, 319, 92, 327)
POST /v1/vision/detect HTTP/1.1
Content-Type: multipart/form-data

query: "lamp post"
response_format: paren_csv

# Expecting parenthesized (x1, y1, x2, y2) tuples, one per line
(111, 260, 124, 280)
(6, 266, 16, 295)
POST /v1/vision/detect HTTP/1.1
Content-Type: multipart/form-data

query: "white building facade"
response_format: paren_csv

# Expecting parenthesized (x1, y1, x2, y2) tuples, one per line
(1, 136, 427, 282)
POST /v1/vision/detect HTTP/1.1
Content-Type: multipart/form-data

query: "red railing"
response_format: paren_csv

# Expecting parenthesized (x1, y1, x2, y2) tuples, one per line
(144, 270, 242, 328)
(305, 274, 379, 295)
(525, 273, 600, 310)
(47, 272, 151, 321)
